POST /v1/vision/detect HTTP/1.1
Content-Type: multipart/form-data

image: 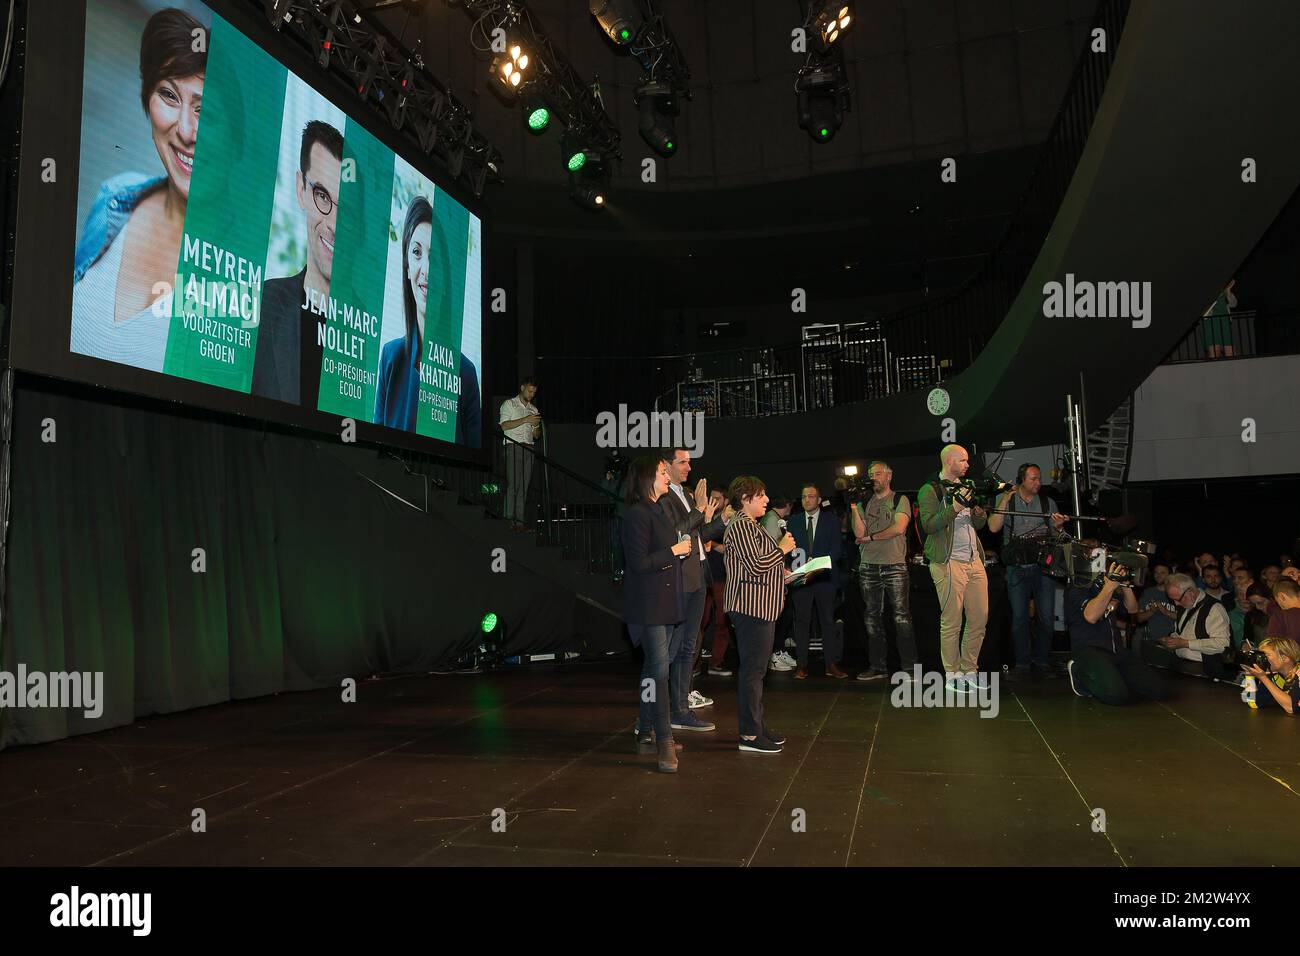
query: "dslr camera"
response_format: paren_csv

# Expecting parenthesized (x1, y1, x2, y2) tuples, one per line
(1226, 644, 1271, 671)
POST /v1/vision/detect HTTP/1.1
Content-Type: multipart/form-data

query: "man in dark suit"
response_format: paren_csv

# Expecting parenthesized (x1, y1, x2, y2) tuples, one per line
(790, 483, 845, 679)
(659, 449, 726, 732)
(252, 120, 343, 407)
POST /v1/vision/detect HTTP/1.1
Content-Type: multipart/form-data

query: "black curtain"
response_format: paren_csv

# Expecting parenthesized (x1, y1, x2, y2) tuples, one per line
(0, 382, 593, 749)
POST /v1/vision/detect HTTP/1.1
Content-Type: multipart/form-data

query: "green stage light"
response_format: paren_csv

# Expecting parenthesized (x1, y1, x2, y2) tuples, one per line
(481, 613, 498, 633)
(567, 150, 587, 171)
(527, 106, 550, 131)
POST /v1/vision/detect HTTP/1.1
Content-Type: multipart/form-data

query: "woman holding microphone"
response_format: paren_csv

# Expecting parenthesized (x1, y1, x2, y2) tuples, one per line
(621, 456, 694, 772)
(723, 476, 797, 754)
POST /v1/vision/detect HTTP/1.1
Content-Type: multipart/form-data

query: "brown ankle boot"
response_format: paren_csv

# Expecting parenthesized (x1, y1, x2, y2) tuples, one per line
(657, 737, 679, 773)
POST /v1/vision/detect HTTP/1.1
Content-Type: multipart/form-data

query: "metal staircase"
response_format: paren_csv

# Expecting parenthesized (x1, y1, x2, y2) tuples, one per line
(1085, 394, 1134, 505)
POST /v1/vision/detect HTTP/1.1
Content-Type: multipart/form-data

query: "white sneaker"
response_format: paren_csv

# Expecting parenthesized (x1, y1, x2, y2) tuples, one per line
(687, 689, 713, 709)
(964, 672, 989, 691)
(777, 651, 798, 669)
(944, 673, 969, 694)
(769, 653, 794, 672)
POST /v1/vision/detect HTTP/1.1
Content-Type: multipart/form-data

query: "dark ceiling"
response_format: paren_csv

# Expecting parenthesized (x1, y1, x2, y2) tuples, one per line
(371, 0, 1102, 201)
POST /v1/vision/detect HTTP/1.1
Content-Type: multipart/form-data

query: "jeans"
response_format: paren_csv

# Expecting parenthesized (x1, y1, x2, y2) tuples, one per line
(792, 580, 839, 668)
(1006, 563, 1056, 669)
(929, 558, 988, 673)
(504, 443, 534, 523)
(729, 611, 776, 737)
(859, 562, 917, 673)
(670, 585, 708, 719)
(629, 624, 673, 740)
(1071, 646, 1169, 704)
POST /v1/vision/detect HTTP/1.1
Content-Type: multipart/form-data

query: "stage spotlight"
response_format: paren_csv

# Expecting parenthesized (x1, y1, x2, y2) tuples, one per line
(589, 0, 640, 46)
(490, 42, 531, 97)
(636, 81, 678, 157)
(796, 64, 848, 142)
(475, 612, 508, 670)
(809, 2, 853, 51)
(569, 153, 610, 210)
(522, 94, 550, 134)
(561, 131, 592, 171)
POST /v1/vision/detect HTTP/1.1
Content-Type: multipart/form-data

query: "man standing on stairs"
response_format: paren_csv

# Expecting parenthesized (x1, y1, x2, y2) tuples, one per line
(499, 378, 540, 532)
(659, 448, 726, 734)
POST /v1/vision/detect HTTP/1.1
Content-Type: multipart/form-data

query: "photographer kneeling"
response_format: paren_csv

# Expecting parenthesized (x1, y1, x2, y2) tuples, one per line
(1239, 637, 1300, 714)
(1066, 562, 1170, 704)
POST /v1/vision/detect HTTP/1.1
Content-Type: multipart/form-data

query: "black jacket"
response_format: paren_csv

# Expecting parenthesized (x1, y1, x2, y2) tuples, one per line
(657, 485, 726, 593)
(621, 501, 685, 626)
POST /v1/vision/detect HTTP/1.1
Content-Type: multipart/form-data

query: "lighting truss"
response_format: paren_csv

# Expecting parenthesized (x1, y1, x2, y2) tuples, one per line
(449, 0, 622, 162)
(257, 0, 503, 197)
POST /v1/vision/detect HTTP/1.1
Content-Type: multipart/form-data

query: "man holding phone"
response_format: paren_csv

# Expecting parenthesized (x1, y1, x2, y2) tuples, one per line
(499, 378, 541, 532)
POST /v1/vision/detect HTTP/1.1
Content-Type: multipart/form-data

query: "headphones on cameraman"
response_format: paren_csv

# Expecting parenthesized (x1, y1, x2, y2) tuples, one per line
(1016, 463, 1040, 485)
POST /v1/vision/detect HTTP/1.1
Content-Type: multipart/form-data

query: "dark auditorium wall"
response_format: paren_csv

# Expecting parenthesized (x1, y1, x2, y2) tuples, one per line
(0, 381, 592, 750)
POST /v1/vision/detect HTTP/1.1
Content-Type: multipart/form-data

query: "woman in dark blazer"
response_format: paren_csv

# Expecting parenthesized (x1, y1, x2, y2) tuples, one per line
(620, 455, 693, 772)
(374, 196, 482, 447)
(723, 475, 796, 754)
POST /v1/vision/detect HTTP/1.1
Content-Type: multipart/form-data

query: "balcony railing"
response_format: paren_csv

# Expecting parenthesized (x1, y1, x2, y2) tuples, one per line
(1161, 310, 1300, 365)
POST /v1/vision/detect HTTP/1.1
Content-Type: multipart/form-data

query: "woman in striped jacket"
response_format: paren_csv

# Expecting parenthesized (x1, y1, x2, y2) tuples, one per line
(723, 476, 797, 754)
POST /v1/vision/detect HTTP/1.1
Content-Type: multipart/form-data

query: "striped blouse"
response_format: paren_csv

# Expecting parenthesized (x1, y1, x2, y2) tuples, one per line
(723, 512, 787, 621)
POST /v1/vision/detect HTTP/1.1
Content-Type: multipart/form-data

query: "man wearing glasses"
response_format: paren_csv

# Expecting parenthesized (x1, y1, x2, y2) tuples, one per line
(252, 120, 344, 407)
(1148, 572, 1231, 674)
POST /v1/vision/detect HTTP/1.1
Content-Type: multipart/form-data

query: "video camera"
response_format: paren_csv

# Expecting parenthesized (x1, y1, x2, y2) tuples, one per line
(942, 474, 1012, 510)
(1059, 541, 1151, 588)
(834, 472, 872, 505)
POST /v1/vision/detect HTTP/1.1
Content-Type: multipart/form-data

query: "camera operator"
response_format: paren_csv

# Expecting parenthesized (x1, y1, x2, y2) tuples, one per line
(918, 444, 990, 692)
(1240, 637, 1300, 714)
(1143, 573, 1231, 675)
(986, 464, 1068, 678)
(849, 460, 917, 682)
(1065, 562, 1169, 704)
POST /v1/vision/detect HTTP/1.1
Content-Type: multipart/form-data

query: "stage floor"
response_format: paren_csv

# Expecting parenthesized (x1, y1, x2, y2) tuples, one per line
(1, 662, 1294, 867)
